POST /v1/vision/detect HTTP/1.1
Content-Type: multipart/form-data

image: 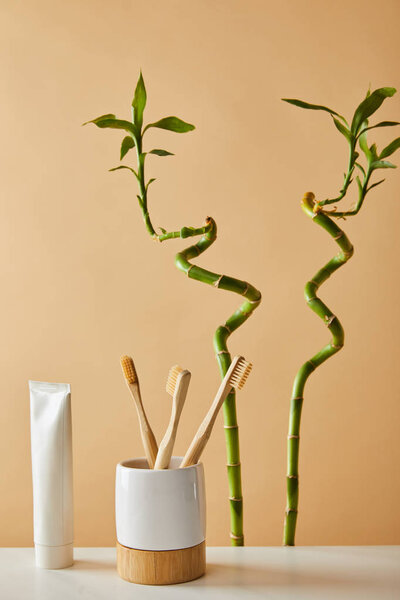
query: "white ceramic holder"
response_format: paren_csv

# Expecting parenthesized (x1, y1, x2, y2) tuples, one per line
(115, 457, 206, 585)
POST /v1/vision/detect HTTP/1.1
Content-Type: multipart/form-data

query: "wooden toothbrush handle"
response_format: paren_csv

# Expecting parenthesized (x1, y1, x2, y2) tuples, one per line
(155, 373, 191, 470)
(129, 383, 158, 469)
(138, 419, 158, 469)
(180, 384, 231, 468)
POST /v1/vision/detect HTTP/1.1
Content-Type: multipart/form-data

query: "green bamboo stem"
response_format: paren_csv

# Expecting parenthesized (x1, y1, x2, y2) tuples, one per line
(171, 217, 262, 545)
(283, 191, 354, 546)
(148, 216, 261, 543)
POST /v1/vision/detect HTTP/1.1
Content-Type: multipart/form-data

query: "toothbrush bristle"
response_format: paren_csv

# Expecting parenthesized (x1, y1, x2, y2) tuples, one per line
(229, 358, 253, 390)
(120, 355, 137, 385)
(166, 364, 183, 396)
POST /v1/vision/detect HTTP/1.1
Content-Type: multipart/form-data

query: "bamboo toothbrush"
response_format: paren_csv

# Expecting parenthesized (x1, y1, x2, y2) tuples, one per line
(154, 365, 191, 470)
(120, 355, 158, 469)
(180, 356, 252, 468)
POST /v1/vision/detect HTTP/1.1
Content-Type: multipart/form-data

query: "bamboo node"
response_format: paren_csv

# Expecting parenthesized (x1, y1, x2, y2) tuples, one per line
(242, 282, 249, 296)
(229, 497, 242, 502)
(331, 343, 343, 350)
(230, 533, 244, 540)
(285, 508, 298, 514)
(287, 435, 300, 439)
(186, 265, 194, 277)
(333, 231, 344, 240)
(287, 475, 298, 479)
(324, 314, 336, 326)
(217, 350, 230, 355)
(292, 396, 303, 401)
(224, 424, 238, 429)
(213, 275, 223, 288)
(223, 323, 232, 334)
(249, 296, 262, 304)
(227, 462, 241, 467)
(306, 297, 317, 303)
(309, 280, 319, 287)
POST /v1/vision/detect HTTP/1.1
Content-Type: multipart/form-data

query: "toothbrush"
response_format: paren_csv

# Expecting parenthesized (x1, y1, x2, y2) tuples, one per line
(154, 365, 191, 470)
(120, 355, 158, 469)
(180, 356, 252, 468)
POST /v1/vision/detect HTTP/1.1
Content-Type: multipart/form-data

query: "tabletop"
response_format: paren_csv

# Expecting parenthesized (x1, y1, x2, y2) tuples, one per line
(0, 546, 399, 599)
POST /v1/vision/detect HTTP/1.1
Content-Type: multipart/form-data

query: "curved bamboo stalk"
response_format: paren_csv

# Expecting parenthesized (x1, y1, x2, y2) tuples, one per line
(171, 217, 262, 545)
(283, 191, 354, 547)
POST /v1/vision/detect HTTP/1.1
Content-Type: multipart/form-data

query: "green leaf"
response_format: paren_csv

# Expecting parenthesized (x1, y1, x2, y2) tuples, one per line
(380, 137, 400, 159)
(332, 117, 353, 142)
(145, 178, 156, 191)
(350, 87, 397, 134)
(356, 175, 363, 194)
(83, 114, 135, 134)
(159, 227, 167, 234)
(370, 159, 396, 169)
(357, 121, 400, 136)
(149, 149, 175, 156)
(120, 136, 135, 160)
(109, 165, 139, 178)
(359, 131, 371, 160)
(144, 116, 195, 134)
(367, 179, 385, 193)
(355, 162, 366, 177)
(282, 98, 347, 122)
(132, 71, 147, 129)
(369, 144, 379, 162)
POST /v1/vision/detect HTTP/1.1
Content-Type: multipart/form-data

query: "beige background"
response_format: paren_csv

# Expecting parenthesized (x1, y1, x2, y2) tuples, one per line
(1, 0, 400, 547)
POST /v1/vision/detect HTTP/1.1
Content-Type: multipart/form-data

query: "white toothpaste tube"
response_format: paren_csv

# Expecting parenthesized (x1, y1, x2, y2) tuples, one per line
(29, 381, 73, 569)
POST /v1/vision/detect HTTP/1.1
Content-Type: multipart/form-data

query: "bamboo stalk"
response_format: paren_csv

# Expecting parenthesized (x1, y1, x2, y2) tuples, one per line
(84, 74, 261, 545)
(283, 192, 354, 546)
(170, 218, 261, 544)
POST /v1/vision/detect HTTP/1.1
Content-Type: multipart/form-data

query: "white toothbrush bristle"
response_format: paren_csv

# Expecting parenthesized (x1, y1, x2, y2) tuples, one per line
(229, 358, 252, 390)
(166, 365, 183, 396)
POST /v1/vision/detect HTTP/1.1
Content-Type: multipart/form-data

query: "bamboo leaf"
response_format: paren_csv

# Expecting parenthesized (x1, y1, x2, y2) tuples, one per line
(356, 175, 363, 194)
(149, 149, 175, 156)
(370, 159, 396, 169)
(359, 131, 370, 160)
(159, 227, 167, 234)
(120, 136, 135, 160)
(132, 71, 147, 129)
(145, 178, 156, 191)
(367, 179, 385, 193)
(355, 162, 366, 177)
(351, 87, 397, 134)
(282, 98, 347, 122)
(380, 137, 400, 159)
(83, 114, 135, 134)
(332, 117, 353, 142)
(109, 165, 139, 178)
(369, 144, 379, 161)
(144, 116, 195, 134)
(358, 121, 400, 136)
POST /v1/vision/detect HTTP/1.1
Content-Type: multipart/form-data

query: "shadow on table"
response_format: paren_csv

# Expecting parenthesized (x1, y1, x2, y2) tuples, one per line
(72, 560, 116, 571)
(189, 562, 391, 591)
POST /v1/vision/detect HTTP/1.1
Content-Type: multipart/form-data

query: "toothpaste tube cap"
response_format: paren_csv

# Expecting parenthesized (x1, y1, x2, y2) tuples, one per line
(35, 543, 74, 569)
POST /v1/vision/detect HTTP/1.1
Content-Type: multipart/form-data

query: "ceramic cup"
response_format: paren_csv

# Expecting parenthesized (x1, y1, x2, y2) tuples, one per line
(115, 456, 206, 550)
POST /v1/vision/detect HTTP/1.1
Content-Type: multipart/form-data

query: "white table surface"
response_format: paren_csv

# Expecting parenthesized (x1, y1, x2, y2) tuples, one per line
(0, 547, 399, 599)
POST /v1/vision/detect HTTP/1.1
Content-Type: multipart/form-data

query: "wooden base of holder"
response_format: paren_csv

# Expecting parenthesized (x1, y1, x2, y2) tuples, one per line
(116, 540, 206, 585)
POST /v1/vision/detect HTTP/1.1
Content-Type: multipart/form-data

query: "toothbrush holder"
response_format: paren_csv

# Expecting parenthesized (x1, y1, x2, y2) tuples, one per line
(115, 457, 206, 585)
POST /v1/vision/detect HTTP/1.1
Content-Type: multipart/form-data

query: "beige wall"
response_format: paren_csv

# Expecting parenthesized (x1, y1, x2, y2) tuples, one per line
(1, 0, 400, 547)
